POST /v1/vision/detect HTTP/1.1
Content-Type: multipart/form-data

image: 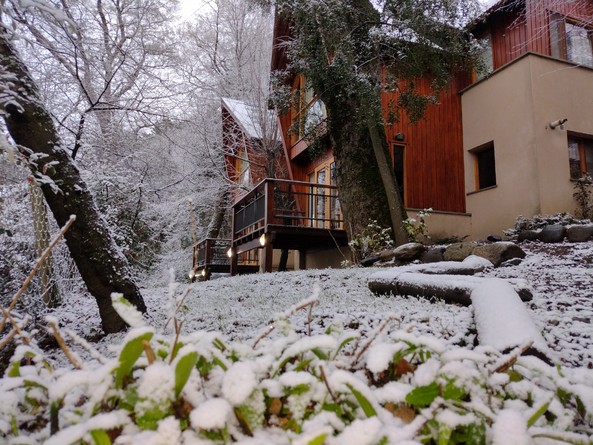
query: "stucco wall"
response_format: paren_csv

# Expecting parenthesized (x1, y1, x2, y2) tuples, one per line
(461, 54, 593, 239)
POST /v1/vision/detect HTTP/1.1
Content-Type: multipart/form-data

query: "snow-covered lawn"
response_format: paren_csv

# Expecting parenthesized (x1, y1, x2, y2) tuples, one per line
(3, 241, 592, 444)
(134, 241, 592, 369)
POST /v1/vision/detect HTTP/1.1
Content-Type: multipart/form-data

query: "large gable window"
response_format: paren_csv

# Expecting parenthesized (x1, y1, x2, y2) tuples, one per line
(550, 14, 593, 67)
(291, 76, 327, 145)
(568, 136, 593, 180)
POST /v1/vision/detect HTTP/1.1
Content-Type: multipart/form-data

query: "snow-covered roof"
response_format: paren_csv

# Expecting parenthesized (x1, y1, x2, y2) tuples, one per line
(221, 97, 280, 142)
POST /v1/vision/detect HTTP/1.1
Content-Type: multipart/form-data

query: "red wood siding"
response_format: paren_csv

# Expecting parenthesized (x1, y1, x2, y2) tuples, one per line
(382, 73, 471, 213)
(485, 0, 593, 69)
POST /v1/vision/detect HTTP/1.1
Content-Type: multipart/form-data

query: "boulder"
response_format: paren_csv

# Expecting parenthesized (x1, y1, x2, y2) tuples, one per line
(539, 224, 566, 243)
(443, 242, 478, 262)
(517, 230, 540, 242)
(566, 225, 593, 242)
(392, 242, 425, 261)
(360, 254, 381, 267)
(487, 234, 503, 242)
(472, 242, 526, 267)
(420, 246, 445, 263)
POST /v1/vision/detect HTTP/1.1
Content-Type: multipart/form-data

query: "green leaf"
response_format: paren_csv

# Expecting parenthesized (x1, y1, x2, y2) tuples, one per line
(556, 387, 571, 406)
(527, 400, 550, 427)
(333, 336, 356, 359)
(174, 350, 198, 397)
(308, 433, 328, 445)
(576, 396, 587, 419)
(507, 370, 523, 382)
(285, 383, 310, 396)
(437, 422, 452, 445)
(7, 361, 20, 377)
(405, 382, 439, 408)
(442, 380, 466, 401)
(311, 348, 329, 360)
(346, 384, 377, 417)
(90, 429, 112, 445)
(294, 358, 315, 371)
(115, 329, 154, 388)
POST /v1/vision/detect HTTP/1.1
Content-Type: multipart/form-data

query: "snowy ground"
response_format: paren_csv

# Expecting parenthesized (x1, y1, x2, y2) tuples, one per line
(43, 241, 593, 369)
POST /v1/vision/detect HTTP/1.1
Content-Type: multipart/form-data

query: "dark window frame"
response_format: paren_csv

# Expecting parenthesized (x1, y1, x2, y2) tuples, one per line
(550, 12, 593, 67)
(568, 134, 593, 180)
(471, 142, 496, 191)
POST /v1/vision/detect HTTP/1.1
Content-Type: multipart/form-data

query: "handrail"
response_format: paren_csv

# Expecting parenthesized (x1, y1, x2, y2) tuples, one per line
(231, 178, 344, 242)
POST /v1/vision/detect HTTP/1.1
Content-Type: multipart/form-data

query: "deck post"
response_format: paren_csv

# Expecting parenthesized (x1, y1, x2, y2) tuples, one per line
(263, 243, 273, 273)
(298, 249, 306, 270)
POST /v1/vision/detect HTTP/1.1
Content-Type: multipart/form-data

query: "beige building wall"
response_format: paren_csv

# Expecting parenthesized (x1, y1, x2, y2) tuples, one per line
(461, 54, 593, 239)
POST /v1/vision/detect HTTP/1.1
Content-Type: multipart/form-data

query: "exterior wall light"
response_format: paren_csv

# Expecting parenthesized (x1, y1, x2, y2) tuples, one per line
(395, 132, 405, 141)
(188, 270, 195, 280)
(549, 118, 567, 130)
(201, 269, 206, 277)
(259, 234, 267, 246)
(226, 247, 233, 258)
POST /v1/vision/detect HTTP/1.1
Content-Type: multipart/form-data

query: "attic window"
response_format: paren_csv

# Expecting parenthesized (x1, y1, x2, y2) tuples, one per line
(476, 33, 493, 79)
(291, 76, 327, 144)
(550, 13, 593, 67)
(472, 142, 496, 190)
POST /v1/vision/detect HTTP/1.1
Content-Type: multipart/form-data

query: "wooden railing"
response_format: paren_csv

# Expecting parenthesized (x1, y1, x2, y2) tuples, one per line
(232, 178, 343, 245)
(193, 238, 231, 270)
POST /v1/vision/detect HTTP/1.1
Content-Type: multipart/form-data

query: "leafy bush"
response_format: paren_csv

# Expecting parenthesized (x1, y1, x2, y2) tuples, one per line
(403, 209, 432, 244)
(349, 220, 394, 262)
(1, 295, 591, 444)
(573, 175, 593, 220)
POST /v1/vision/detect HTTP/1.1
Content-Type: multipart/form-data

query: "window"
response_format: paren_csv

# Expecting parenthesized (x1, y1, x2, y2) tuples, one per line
(392, 144, 405, 204)
(291, 76, 327, 144)
(238, 147, 251, 186)
(550, 14, 593, 67)
(472, 143, 496, 190)
(307, 160, 341, 229)
(568, 136, 593, 179)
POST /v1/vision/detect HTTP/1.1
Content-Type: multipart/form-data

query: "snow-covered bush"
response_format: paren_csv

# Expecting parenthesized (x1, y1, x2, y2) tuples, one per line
(504, 213, 590, 238)
(349, 220, 395, 262)
(1, 294, 592, 444)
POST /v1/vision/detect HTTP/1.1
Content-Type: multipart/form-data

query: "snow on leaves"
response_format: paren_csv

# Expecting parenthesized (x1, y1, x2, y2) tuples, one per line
(1, 297, 592, 444)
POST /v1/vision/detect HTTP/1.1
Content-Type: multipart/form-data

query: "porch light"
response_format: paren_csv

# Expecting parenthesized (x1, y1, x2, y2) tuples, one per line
(395, 132, 405, 141)
(188, 270, 195, 280)
(227, 247, 233, 258)
(201, 269, 206, 277)
(259, 234, 267, 246)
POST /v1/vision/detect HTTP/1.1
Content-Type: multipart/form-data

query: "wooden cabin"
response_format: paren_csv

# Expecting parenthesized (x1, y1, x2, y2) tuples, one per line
(198, 0, 593, 277)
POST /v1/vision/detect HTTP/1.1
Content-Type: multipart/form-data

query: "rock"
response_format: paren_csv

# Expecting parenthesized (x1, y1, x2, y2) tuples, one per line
(378, 249, 397, 262)
(420, 247, 445, 263)
(392, 242, 425, 261)
(487, 234, 503, 242)
(566, 225, 593, 242)
(473, 242, 526, 267)
(360, 254, 381, 267)
(443, 242, 478, 262)
(539, 224, 566, 243)
(517, 230, 540, 242)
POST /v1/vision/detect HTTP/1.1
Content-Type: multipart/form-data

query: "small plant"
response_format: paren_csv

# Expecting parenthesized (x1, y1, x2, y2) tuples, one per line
(403, 208, 432, 243)
(573, 175, 593, 219)
(349, 220, 394, 262)
(504, 212, 589, 238)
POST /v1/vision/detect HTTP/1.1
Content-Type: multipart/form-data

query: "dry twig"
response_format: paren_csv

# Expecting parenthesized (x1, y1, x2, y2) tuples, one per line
(0, 216, 75, 334)
(48, 318, 82, 370)
(352, 314, 399, 367)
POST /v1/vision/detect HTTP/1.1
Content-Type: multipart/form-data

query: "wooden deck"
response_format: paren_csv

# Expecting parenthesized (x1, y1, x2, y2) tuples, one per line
(229, 179, 349, 274)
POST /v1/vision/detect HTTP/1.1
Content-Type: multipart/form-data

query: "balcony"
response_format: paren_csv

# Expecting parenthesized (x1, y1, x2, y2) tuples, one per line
(230, 178, 348, 273)
(191, 238, 258, 280)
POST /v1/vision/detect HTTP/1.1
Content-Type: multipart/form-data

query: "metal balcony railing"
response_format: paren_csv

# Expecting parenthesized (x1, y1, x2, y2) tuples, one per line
(231, 178, 344, 246)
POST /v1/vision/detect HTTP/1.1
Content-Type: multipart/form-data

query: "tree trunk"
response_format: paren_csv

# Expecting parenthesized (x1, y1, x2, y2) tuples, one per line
(206, 187, 230, 239)
(1, 30, 146, 333)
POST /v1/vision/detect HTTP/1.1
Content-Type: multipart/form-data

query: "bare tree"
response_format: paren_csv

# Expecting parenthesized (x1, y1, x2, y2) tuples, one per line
(1, 22, 146, 333)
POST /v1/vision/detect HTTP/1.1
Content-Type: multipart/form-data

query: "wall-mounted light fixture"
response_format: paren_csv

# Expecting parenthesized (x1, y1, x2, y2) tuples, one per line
(548, 118, 567, 130)
(226, 247, 233, 258)
(259, 234, 267, 247)
(395, 132, 405, 141)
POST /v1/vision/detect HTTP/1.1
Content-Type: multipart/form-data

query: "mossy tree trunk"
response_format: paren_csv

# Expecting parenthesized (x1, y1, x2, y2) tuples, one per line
(1, 29, 145, 333)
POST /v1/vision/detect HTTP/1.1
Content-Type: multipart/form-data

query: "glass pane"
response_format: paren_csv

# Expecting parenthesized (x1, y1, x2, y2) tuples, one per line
(568, 138, 582, 179)
(477, 34, 493, 78)
(584, 140, 593, 177)
(477, 147, 496, 189)
(316, 168, 326, 228)
(566, 22, 593, 67)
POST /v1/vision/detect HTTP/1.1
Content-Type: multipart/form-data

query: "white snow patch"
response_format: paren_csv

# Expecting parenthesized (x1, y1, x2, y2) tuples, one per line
(222, 362, 257, 406)
(190, 398, 232, 430)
